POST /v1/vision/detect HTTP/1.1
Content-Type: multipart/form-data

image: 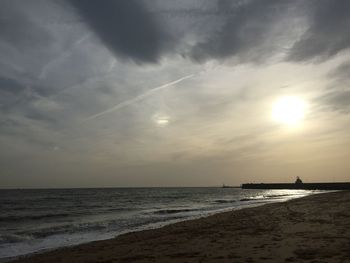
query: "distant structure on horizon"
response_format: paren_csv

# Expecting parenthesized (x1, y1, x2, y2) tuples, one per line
(295, 176, 303, 184)
(241, 177, 350, 190)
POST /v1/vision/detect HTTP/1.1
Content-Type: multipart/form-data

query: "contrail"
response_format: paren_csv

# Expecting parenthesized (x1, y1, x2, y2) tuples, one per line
(81, 73, 195, 122)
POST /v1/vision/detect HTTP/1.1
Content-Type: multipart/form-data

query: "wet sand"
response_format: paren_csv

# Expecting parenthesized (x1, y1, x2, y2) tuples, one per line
(10, 191, 350, 263)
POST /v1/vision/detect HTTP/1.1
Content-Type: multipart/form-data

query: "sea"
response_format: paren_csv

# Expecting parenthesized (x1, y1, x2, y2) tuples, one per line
(0, 187, 320, 261)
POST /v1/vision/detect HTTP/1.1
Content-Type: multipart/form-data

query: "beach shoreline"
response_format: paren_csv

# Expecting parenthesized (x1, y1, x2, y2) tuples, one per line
(9, 191, 350, 263)
(1, 196, 289, 263)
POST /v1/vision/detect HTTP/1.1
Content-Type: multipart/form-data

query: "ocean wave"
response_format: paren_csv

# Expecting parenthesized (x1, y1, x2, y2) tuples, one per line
(1, 221, 114, 243)
(264, 194, 290, 198)
(32, 221, 117, 238)
(240, 197, 265, 202)
(153, 208, 198, 215)
(0, 213, 71, 222)
(240, 194, 292, 202)
(0, 234, 33, 244)
(213, 199, 237, 204)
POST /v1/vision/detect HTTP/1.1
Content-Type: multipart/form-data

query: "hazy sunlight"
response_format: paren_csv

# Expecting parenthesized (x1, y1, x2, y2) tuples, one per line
(272, 96, 307, 126)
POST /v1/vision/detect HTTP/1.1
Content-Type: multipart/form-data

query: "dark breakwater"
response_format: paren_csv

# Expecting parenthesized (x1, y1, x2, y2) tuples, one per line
(242, 182, 350, 190)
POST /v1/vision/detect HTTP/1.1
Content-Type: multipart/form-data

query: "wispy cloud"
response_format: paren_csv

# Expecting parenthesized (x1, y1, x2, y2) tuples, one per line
(39, 34, 91, 80)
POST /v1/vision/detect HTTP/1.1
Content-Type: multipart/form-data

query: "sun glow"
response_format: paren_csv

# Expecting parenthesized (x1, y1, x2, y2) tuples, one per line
(272, 96, 307, 126)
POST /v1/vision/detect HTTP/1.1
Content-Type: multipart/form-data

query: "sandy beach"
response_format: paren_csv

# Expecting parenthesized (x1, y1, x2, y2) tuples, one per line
(10, 191, 350, 263)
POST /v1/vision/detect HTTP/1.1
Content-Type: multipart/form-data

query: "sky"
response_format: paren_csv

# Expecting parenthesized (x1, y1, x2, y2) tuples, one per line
(1, 0, 350, 188)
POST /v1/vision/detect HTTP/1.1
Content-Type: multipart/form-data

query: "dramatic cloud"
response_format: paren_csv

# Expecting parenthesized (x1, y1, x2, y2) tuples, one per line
(1, 0, 350, 187)
(67, 0, 173, 63)
(288, 0, 350, 61)
(189, 0, 296, 62)
(65, 0, 350, 64)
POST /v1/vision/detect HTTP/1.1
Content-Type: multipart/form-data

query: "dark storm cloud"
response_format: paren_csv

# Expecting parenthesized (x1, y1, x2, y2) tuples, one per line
(0, 1, 52, 51)
(189, 0, 295, 62)
(187, 0, 350, 63)
(65, 0, 350, 64)
(0, 77, 26, 111)
(288, 0, 350, 62)
(0, 76, 51, 107)
(67, 0, 172, 63)
(65, 0, 293, 64)
(0, 77, 25, 94)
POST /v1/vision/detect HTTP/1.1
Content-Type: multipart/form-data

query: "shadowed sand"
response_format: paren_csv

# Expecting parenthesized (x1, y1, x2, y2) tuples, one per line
(10, 191, 350, 263)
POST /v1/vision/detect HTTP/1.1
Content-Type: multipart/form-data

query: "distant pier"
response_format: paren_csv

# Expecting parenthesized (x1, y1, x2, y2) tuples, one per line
(241, 182, 350, 190)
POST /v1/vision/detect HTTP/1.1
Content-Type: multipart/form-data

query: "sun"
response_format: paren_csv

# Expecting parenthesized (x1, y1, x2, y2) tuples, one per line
(272, 96, 307, 126)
